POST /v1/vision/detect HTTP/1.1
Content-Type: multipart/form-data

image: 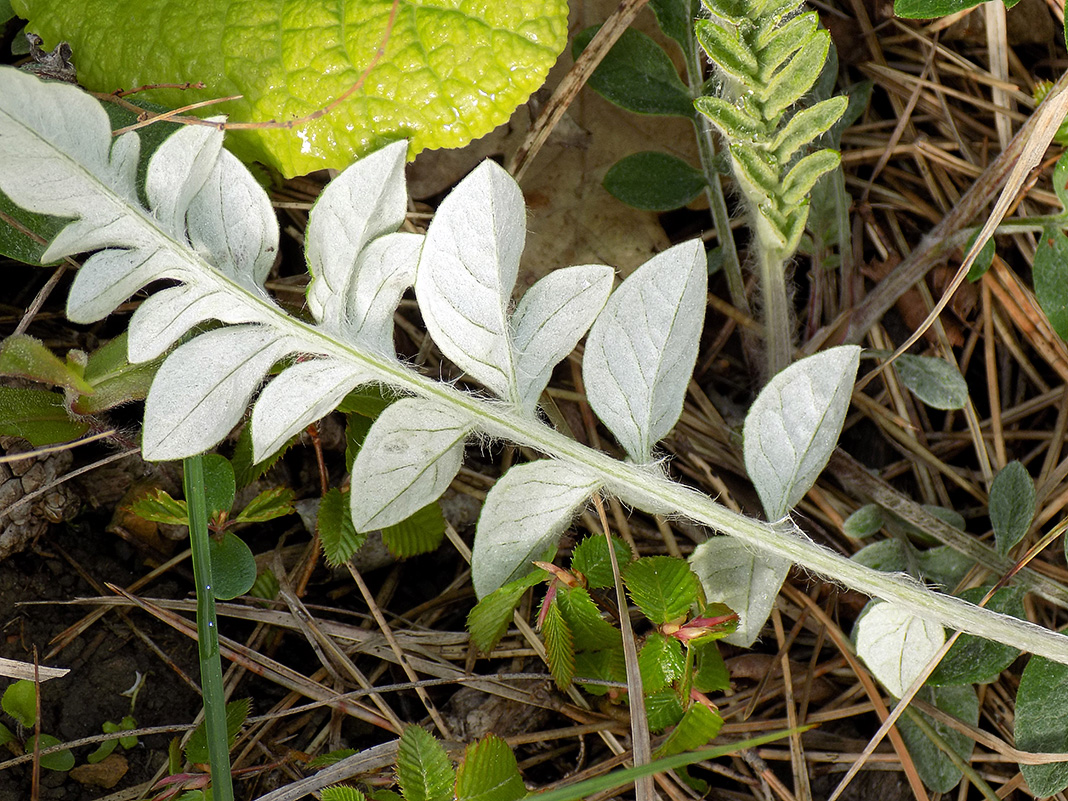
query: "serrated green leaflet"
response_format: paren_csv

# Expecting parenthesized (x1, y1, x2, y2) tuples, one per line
(318, 488, 366, 566)
(467, 572, 544, 653)
(654, 702, 723, 758)
(570, 534, 631, 589)
(638, 632, 685, 692)
(397, 726, 454, 801)
(13, 0, 568, 178)
(624, 556, 700, 624)
(381, 502, 445, 558)
(555, 585, 621, 650)
(321, 786, 367, 801)
(542, 599, 575, 690)
(455, 736, 525, 801)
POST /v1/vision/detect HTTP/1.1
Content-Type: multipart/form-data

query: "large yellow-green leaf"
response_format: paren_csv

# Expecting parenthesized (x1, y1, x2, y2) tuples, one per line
(13, 0, 568, 177)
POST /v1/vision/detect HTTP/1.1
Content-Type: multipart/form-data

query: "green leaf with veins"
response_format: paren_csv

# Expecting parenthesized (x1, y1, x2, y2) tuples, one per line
(12, 0, 568, 178)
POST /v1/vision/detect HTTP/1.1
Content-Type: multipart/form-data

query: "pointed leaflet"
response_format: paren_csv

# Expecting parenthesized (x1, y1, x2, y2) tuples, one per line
(142, 325, 296, 461)
(305, 140, 410, 333)
(416, 160, 525, 401)
(583, 239, 706, 463)
(472, 459, 601, 599)
(396, 725, 454, 801)
(510, 265, 615, 410)
(989, 461, 1035, 556)
(252, 357, 373, 462)
(349, 398, 473, 532)
(455, 735, 526, 801)
(855, 601, 945, 698)
(623, 556, 700, 624)
(690, 537, 790, 647)
(744, 346, 860, 519)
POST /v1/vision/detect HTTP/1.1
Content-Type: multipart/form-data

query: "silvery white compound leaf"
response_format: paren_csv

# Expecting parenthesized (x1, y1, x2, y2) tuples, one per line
(744, 346, 860, 519)
(142, 325, 296, 461)
(583, 239, 706, 463)
(305, 141, 409, 331)
(689, 537, 791, 647)
(472, 460, 601, 599)
(252, 358, 374, 462)
(67, 246, 189, 326)
(855, 601, 945, 698)
(344, 232, 423, 355)
(350, 398, 474, 532)
(0, 68, 144, 266)
(145, 122, 223, 238)
(416, 159, 525, 400)
(511, 265, 615, 411)
(187, 147, 279, 290)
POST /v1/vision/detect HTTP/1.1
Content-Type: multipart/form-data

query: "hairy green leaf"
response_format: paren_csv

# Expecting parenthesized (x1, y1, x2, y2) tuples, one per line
(1035, 224, 1068, 340)
(13, 0, 568, 177)
(542, 599, 576, 690)
(897, 686, 977, 793)
(455, 736, 525, 801)
(573, 27, 694, 118)
(570, 534, 632, 589)
(843, 504, 884, 539)
(989, 461, 1035, 556)
(780, 148, 840, 205)
(893, 354, 968, 411)
(623, 556, 700, 624)
(1016, 654, 1068, 795)
(695, 20, 759, 83)
(694, 95, 766, 142)
(318, 488, 366, 567)
(654, 702, 723, 757)
(772, 96, 848, 162)
(0, 386, 89, 445)
(761, 30, 831, 117)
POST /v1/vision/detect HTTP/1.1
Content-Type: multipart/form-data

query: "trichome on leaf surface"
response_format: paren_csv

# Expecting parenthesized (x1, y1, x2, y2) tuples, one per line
(1, 65, 1066, 671)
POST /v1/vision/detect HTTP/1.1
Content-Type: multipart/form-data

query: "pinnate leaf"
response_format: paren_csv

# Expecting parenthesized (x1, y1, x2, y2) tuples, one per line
(638, 632, 685, 692)
(397, 725, 454, 801)
(744, 346, 860, 519)
(855, 601, 944, 697)
(989, 461, 1035, 556)
(455, 736, 526, 801)
(554, 585, 621, 651)
(321, 787, 367, 801)
(318, 489, 366, 567)
(583, 239, 706, 463)
(349, 398, 473, 532)
(472, 460, 600, 599)
(690, 537, 790, 647)
(623, 556, 700, 624)
(542, 599, 576, 690)
(654, 702, 723, 758)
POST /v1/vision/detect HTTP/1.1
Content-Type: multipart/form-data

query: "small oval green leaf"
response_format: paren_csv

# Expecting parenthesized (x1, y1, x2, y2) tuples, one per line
(603, 152, 706, 211)
(989, 461, 1035, 556)
(1034, 225, 1068, 340)
(893, 354, 968, 411)
(209, 532, 257, 600)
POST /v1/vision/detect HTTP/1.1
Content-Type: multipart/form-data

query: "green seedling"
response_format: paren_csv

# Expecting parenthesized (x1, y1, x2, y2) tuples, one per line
(0, 679, 73, 772)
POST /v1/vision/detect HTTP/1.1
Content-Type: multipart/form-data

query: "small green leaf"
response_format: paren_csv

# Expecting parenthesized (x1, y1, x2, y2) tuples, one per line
(927, 586, 1024, 686)
(321, 786, 368, 801)
(695, 19, 759, 84)
(249, 568, 281, 602)
(344, 412, 376, 472)
(2, 680, 36, 727)
(573, 27, 694, 118)
(638, 632, 685, 692)
(894, 0, 985, 18)
(761, 30, 831, 118)
(231, 422, 294, 489)
(1054, 151, 1068, 211)
(623, 556, 700, 625)
(893, 354, 968, 411)
(118, 715, 138, 749)
(318, 488, 367, 567)
(337, 386, 396, 418)
(574, 647, 626, 696)
(542, 599, 576, 691)
(30, 733, 74, 772)
(897, 686, 978, 793)
(455, 735, 526, 801)
(772, 96, 848, 162)
(649, 0, 699, 47)
(381, 503, 445, 558)
(0, 334, 94, 394)
(87, 736, 118, 764)
(570, 534, 631, 589)
(0, 385, 89, 445)
(74, 331, 162, 414)
(1016, 654, 1068, 796)
(130, 489, 190, 526)
(201, 453, 236, 517)
(843, 504, 884, 539)
(603, 152, 706, 212)
(1035, 225, 1068, 340)
(654, 702, 723, 758)
(0, 187, 69, 265)
(755, 13, 817, 81)
(0, 722, 15, 746)
(232, 487, 296, 524)
(467, 572, 545, 653)
(185, 698, 250, 765)
(554, 585, 621, 651)
(729, 143, 780, 199)
(964, 230, 996, 283)
(694, 95, 766, 143)
(851, 539, 908, 573)
(989, 461, 1035, 556)
(915, 545, 974, 590)
(209, 532, 257, 600)
(644, 689, 685, 732)
(397, 725, 454, 801)
(306, 748, 357, 769)
(780, 148, 840, 205)
(691, 640, 730, 693)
